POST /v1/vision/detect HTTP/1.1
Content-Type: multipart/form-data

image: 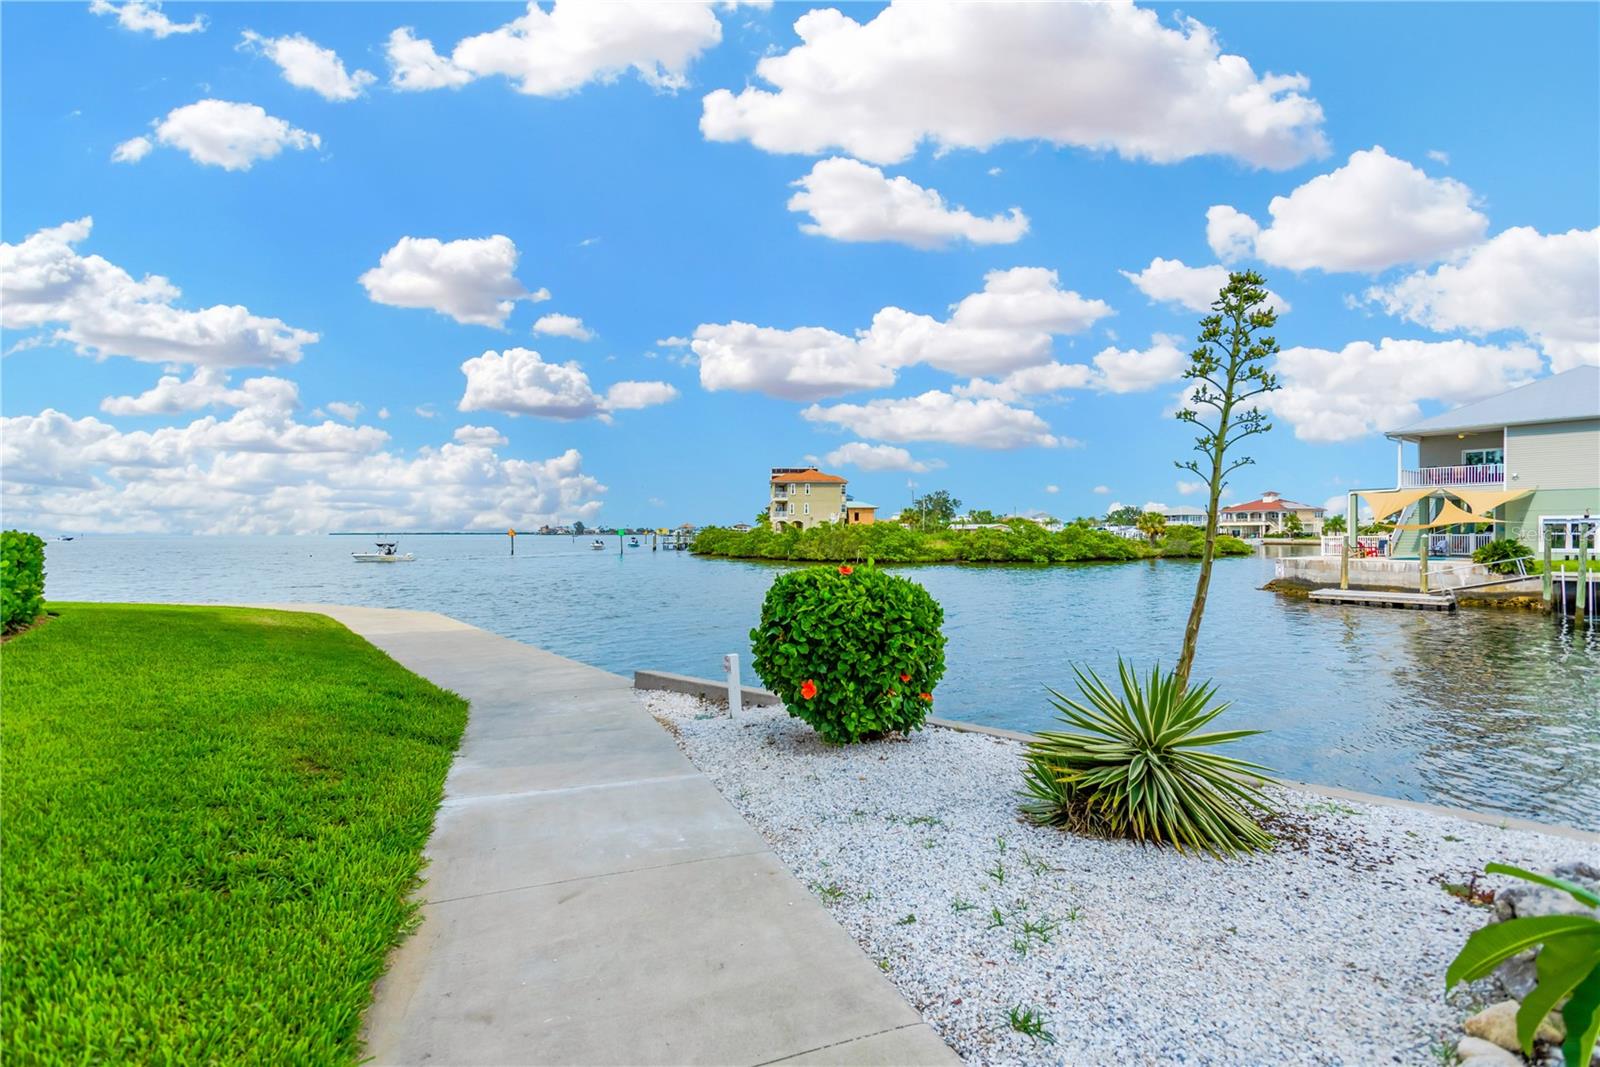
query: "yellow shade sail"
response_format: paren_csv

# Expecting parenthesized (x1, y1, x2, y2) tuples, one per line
(1397, 500, 1503, 529)
(1448, 487, 1534, 515)
(1358, 488, 1433, 521)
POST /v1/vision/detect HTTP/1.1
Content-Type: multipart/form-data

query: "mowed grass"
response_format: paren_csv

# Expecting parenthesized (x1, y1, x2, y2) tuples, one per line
(1, 604, 469, 1064)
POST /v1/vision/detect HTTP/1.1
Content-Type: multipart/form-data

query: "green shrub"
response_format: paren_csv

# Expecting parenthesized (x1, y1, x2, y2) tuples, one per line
(2, 530, 46, 634)
(1472, 537, 1534, 575)
(1019, 660, 1275, 856)
(1447, 863, 1600, 1067)
(750, 563, 945, 744)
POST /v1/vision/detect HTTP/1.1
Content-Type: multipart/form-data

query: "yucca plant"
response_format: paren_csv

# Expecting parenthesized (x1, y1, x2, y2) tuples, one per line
(1019, 660, 1275, 856)
(1447, 863, 1600, 1067)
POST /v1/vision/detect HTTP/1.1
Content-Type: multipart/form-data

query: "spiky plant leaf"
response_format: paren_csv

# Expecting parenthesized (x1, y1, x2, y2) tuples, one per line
(1019, 660, 1274, 856)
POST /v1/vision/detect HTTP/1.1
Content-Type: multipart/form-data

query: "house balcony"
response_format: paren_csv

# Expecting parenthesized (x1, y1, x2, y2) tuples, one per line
(1398, 463, 1504, 488)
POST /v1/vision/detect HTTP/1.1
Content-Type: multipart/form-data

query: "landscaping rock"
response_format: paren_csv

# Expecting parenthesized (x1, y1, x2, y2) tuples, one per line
(1493, 863, 1600, 922)
(1464, 999, 1564, 1051)
(1494, 953, 1538, 1001)
(1455, 1036, 1522, 1067)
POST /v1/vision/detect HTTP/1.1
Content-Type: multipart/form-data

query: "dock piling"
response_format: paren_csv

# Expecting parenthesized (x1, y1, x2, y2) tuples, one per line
(1339, 540, 1349, 591)
(1578, 535, 1590, 627)
(1419, 538, 1429, 595)
(1542, 537, 1552, 604)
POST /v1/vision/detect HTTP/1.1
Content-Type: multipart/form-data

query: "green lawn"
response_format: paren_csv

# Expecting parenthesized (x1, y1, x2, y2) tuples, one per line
(1, 604, 468, 1063)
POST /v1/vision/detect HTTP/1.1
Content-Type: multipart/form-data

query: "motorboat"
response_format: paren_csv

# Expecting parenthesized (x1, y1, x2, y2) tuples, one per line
(590, 539, 606, 550)
(628, 537, 641, 547)
(353, 541, 415, 563)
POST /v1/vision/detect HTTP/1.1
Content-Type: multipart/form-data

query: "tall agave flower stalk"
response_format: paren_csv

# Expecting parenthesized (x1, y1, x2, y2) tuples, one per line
(1020, 659, 1276, 857)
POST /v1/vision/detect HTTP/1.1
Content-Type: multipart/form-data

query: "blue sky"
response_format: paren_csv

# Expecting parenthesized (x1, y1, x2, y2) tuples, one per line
(3, 1, 1596, 533)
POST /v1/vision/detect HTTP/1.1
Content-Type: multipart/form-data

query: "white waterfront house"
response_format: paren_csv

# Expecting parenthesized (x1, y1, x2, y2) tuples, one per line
(1158, 505, 1208, 527)
(1348, 365, 1600, 557)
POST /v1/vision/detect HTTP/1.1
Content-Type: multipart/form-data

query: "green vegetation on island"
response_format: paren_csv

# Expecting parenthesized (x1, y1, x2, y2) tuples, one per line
(0, 603, 468, 1063)
(694, 517, 1251, 565)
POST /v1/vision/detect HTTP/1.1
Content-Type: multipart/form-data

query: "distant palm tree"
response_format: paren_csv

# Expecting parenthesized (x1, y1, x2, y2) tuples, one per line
(1135, 512, 1167, 543)
(1324, 514, 1346, 535)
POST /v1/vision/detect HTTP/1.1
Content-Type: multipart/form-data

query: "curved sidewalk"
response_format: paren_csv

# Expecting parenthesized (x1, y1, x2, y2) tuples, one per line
(275, 605, 958, 1067)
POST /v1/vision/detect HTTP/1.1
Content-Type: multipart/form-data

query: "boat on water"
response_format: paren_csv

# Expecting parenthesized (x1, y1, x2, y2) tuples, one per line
(353, 541, 415, 563)
(590, 539, 606, 550)
(628, 537, 641, 547)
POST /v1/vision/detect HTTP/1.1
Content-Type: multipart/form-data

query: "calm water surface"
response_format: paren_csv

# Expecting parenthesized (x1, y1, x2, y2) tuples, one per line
(43, 535, 1600, 829)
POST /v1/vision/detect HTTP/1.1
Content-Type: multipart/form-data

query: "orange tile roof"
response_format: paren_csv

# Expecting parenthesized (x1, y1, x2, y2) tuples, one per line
(770, 469, 847, 485)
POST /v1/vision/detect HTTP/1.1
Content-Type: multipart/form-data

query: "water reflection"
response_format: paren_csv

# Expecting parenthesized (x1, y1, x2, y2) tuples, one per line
(40, 535, 1599, 829)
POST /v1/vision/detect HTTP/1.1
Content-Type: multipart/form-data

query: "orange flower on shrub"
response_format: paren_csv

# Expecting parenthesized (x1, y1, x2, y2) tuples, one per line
(900, 672, 911, 683)
(838, 565, 853, 575)
(801, 679, 818, 700)
(919, 692, 933, 702)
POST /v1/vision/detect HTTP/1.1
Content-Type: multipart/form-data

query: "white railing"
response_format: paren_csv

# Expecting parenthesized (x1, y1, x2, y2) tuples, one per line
(1423, 532, 1496, 557)
(1399, 463, 1504, 487)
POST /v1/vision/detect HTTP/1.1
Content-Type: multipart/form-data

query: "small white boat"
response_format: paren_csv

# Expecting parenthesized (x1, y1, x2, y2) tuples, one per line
(590, 539, 606, 550)
(353, 541, 415, 563)
(628, 537, 640, 547)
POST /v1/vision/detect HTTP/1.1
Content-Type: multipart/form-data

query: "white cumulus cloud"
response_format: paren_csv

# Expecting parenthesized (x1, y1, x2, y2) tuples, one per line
(787, 157, 1028, 249)
(1365, 226, 1599, 372)
(803, 390, 1065, 450)
(1268, 337, 1544, 442)
(142, 99, 320, 171)
(1205, 205, 1259, 263)
(240, 31, 376, 102)
(386, 2, 743, 96)
(1213, 147, 1487, 273)
(1120, 258, 1290, 314)
(360, 234, 545, 327)
(457, 347, 676, 420)
(111, 136, 153, 164)
(101, 367, 299, 416)
(823, 442, 941, 473)
(2, 403, 604, 534)
(532, 312, 594, 340)
(0, 217, 318, 367)
(957, 335, 1188, 400)
(701, 2, 1326, 169)
(90, 0, 204, 37)
(692, 267, 1112, 400)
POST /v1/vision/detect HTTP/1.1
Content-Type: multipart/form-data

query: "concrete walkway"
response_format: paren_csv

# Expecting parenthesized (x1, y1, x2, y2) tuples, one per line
(277, 605, 958, 1067)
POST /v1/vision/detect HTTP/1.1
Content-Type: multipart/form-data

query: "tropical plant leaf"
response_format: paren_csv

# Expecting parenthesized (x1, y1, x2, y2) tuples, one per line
(1517, 931, 1600, 1055)
(1561, 963, 1600, 1067)
(1447, 914, 1600, 985)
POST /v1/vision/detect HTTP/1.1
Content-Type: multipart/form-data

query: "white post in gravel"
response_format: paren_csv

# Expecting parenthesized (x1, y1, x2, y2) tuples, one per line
(723, 653, 742, 718)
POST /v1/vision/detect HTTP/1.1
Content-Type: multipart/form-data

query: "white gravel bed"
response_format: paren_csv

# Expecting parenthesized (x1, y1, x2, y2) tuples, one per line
(638, 690, 1597, 1067)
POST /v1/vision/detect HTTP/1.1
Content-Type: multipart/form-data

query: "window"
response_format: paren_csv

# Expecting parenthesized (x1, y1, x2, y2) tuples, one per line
(1541, 516, 1597, 552)
(804, 484, 811, 494)
(1463, 448, 1504, 466)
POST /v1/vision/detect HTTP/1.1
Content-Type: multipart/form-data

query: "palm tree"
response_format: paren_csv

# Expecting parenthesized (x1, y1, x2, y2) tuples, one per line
(1135, 511, 1167, 544)
(1324, 514, 1347, 536)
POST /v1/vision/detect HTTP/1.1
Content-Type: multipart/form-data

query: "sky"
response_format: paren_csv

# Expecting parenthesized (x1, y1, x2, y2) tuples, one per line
(2, 0, 1597, 534)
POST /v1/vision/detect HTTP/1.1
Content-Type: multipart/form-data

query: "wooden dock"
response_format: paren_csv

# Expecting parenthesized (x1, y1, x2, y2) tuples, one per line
(1309, 588, 1457, 611)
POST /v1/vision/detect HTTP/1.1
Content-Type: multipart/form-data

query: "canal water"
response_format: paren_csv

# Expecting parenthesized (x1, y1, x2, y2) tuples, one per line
(42, 535, 1600, 830)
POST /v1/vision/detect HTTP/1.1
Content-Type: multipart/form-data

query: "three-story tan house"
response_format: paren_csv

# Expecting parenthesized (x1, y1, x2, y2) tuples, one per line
(769, 467, 848, 529)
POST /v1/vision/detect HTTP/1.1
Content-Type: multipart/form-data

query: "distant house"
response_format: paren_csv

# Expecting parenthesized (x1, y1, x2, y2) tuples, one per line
(768, 467, 848, 529)
(1158, 505, 1207, 527)
(1219, 492, 1325, 538)
(730, 522, 753, 532)
(1352, 365, 1600, 557)
(844, 501, 877, 525)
